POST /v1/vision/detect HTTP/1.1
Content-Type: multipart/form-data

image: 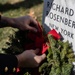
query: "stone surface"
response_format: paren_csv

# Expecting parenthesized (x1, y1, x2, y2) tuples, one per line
(43, 0, 75, 53)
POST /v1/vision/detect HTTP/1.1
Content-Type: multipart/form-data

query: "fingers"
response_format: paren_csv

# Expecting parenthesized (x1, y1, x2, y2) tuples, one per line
(27, 24, 38, 32)
(34, 54, 46, 64)
(31, 48, 40, 54)
(30, 17, 39, 30)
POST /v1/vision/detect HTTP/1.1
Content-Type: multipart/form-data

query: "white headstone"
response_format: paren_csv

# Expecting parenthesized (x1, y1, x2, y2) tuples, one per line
(43, 0, 75, 53)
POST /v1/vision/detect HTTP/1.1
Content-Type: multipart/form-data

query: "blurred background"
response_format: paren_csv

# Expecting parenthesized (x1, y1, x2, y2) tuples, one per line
(0, 0, 44, 53)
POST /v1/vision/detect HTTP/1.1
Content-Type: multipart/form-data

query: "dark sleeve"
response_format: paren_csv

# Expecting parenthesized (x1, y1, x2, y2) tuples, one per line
(0, 15, 8, 28)
(0, 54, 18, 75)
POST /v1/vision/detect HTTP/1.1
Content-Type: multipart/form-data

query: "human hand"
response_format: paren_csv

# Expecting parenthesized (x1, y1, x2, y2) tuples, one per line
(1, 15, 38, 32)
(13, 15, 38, 32)
(16, 49, 46, 68)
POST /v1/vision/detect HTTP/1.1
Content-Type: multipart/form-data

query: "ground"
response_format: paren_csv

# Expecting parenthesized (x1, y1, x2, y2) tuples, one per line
(0, 0, 44, 53)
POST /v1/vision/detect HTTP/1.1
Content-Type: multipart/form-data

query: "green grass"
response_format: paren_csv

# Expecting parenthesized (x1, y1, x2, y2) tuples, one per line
(0, 0, 44, 53)
(0, 0, 43, 21)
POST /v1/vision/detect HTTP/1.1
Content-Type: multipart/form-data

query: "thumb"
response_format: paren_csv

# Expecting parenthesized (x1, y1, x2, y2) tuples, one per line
(34, 54, 46, 64)
(32, 48, 40, 54)
(39, 54, 46, 61)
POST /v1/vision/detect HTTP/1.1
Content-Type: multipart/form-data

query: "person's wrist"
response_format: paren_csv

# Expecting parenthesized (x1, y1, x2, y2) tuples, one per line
(15, 54, 22, 67)
(0, 16, 15, 27)
(15, 53, 26, 68)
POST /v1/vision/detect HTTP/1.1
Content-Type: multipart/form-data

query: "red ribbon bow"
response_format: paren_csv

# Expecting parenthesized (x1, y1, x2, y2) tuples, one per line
(17, 22, 61, 73)
(24, 22, 61, 54)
